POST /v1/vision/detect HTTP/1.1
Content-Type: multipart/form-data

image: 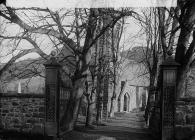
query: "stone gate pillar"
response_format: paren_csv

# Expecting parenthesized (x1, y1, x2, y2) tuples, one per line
(161, 55, 180, 140)
(44, 54, 61, 137)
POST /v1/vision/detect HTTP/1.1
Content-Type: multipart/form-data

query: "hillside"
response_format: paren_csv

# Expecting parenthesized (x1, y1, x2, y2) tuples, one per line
(0, 58, 45, 82)
(120, 47, 149, 62)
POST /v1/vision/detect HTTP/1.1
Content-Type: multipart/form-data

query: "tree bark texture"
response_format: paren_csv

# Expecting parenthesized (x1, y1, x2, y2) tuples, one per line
(175, 1, 195, 98)
(60, 78, 85, 131)
(85, 97, 95, 126)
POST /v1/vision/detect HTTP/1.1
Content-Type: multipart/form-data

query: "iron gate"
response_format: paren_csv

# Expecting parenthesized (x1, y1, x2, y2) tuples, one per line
(160, 55, 180, 140)
(44, 56, 71, 137)
(161, 86, 175, 140)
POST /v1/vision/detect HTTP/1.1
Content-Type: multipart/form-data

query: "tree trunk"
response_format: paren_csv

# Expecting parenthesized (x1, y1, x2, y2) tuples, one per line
(96, 78, 103, 125)
(109, 78, 117, 117)
(175, 2, 195, 98)
(85, 98, 95, 127)
(61, 79, 85, 131)
(85, 87, 96, 127)
(144, 75, 155, 125)
(176, 67, 189, 98)
(109, 61, 117, 117)
(96, 61, 103, 125)
(109, 97, 116, 117)
(62, 97, 81, 131)
(96, 82, 102, 125)
(144, 86, 152, 125)
(60, 9, 97, 130)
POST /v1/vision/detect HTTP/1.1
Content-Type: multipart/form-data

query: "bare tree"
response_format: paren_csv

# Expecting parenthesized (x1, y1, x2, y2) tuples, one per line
(175, 1, 195, 98)
(130, 7, 180, 126)
(109, 18, 124, 117)
(0, 6, 134, 131)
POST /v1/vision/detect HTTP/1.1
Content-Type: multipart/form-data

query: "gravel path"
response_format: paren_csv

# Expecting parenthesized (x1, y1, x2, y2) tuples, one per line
(63, 112, 156, 140)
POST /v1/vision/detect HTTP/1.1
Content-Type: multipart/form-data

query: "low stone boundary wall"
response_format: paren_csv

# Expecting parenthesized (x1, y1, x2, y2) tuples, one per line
(175, 97, 195, 140)
(0, 93, 45, 134)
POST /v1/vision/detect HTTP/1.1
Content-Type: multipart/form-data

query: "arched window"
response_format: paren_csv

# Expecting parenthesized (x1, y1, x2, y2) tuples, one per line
(123, 93, 130, 111)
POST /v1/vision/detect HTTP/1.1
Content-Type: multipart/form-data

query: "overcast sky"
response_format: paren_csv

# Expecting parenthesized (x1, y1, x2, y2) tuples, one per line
(7, 0, 177, 8)
(0, 6, 146, 63)
(1, 0, 178, 63)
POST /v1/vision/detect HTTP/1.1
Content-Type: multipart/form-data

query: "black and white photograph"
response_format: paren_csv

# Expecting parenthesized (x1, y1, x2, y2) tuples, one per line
(0, 0, 194, 140)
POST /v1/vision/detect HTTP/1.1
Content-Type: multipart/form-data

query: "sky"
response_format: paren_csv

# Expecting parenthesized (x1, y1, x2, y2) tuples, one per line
(7, 0, 177, 8)
(0, 6, 146, 63)
(1, 0, 178, 63)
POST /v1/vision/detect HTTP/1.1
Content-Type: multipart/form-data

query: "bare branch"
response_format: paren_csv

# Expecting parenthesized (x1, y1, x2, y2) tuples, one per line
(0, 35, 48, 59)
(1, 7, 62, 39)
(0, 48, 37, 78)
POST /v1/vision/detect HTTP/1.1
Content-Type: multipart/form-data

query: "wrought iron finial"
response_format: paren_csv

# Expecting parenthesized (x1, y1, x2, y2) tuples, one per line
(44, 50, 60, 67)
(50, 50, 57, 57)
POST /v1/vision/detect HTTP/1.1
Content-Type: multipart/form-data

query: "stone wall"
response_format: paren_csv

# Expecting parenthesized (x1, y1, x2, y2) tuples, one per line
(0, 93, 45, 134)
(175, 98, 195, 140)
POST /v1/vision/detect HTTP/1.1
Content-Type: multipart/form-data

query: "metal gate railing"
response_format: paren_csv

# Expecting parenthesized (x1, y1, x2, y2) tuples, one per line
(57, 85, 70, 135)
(44, 55, 71, 137)
(160, 55, 180, 140)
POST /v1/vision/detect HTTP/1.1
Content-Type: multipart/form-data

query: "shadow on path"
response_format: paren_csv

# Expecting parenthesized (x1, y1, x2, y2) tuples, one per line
(0, 112, 155, 140)
(63, 112, 156, 140)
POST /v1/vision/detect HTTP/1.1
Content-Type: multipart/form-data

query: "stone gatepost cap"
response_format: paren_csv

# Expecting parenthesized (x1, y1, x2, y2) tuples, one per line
(44, 51, 61, 67)
(161, 55, 180, 67)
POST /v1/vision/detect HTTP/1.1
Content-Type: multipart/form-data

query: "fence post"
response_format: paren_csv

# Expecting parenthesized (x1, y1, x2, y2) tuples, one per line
(44, 53, 61, 137)
(160, 55, 180, 140)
